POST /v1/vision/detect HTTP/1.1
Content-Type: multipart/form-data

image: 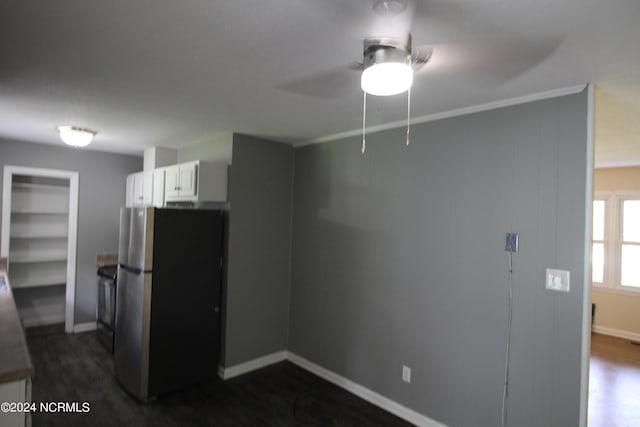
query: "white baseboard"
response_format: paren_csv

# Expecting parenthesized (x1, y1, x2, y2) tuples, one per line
(221, 350, 445, 426)
(592, 325, 640, 342)
(22, 315, 65, 328)
(220, 351, 288, 380)
(73, 322, 97, 333)
(287, 352, 445, 427)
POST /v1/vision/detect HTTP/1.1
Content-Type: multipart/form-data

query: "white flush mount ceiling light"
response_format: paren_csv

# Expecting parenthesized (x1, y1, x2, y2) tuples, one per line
(57, 126, 96, 147)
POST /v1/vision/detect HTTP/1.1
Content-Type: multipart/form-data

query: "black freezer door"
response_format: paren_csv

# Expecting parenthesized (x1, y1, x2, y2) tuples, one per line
(147, 208, 224, 397)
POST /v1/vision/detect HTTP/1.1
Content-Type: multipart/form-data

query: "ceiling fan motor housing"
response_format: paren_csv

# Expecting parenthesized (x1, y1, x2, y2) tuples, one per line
(363, 45, 411, 72)
(362, 37, 412, 70)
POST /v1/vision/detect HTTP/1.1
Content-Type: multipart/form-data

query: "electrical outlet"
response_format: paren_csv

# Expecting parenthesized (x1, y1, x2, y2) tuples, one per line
(402, 365, 411, 383)
(505, 233, 519, 252)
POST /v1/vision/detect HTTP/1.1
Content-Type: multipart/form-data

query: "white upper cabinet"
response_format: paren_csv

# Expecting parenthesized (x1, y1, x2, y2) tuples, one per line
(177, 162, 197, 196)
(125, 174, 135, 207)
(164, 161, 227, 203)
(125, 171, 154, 207)
(127, 160, 227, 207)
(165, 161, 197, 199)
(152, 169, 166, 208)
(132, 172, 144, 204)
(141, 170, 153, 205)
(164, 166, 178, 200)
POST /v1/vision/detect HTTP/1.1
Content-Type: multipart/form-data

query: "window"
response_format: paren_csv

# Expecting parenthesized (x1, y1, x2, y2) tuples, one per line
(592, 192, 640, 293)
(620, 200, 640, 288)
(591, 199, 605, 284)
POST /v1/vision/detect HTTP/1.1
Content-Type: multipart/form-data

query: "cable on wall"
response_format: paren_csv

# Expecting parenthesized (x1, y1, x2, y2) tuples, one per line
(406, 86, 411, 146)
(502, 233, 517, 427)
(362, 91, 367, 153)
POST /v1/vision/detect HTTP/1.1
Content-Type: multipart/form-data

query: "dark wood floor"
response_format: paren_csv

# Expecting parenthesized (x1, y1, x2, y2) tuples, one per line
(589, 333, 640, 427)
(26, 326, 411, 427)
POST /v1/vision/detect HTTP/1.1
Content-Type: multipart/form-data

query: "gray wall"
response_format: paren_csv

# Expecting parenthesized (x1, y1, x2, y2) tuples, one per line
(177, 132, 233, 164)
(224, 134, 293, 366)
(0, 139, 142, 324)
(289, 92, 589, 426)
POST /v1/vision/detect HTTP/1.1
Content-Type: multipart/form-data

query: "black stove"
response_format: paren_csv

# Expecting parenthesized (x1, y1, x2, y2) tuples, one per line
(97, 265, 117, 353)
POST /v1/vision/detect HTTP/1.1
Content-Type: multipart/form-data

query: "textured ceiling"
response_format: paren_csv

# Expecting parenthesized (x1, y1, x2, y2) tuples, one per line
(1, 0, 639, 159)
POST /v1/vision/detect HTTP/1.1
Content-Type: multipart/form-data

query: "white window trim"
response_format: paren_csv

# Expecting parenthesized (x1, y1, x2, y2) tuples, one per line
(591, 194, 609, 285)
(592, 190, 640, 294)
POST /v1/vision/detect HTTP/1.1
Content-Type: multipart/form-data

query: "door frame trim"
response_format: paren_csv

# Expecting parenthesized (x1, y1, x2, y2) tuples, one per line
(1, 165, 79, 333)
(579, 84, 595, 426)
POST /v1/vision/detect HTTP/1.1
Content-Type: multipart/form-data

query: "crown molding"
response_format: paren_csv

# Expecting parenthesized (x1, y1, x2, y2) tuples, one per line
(295, 84, 587, 148)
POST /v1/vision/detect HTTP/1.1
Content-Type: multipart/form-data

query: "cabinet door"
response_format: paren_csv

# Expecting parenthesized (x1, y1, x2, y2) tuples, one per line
(0, 379, 29, 427)
(132, 173, 145, 206)
(125, 174, 135, 207)
(164, 166, 180, 199)
(152, 169, 165, 208)
(178, 163, 197, 197)
(141, 171, 153, 206)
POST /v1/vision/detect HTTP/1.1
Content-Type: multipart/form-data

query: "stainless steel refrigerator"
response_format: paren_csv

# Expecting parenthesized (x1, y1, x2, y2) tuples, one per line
(115, 207, 224, 401)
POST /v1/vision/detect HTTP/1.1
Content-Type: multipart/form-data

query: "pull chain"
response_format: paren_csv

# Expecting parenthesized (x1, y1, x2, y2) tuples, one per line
(362, 84, 410, 153)
(362, 90, 367, 153)
(406, 86, 411, 146)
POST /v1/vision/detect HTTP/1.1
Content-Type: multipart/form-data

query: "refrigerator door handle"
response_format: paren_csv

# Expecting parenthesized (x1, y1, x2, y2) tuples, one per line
(118, 264, 143, 275)
(118, 207, 131, 266)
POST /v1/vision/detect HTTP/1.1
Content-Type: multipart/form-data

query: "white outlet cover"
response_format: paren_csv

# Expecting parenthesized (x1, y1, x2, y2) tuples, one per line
(546, 268, 570, 292)
(402, 365, 411, 383)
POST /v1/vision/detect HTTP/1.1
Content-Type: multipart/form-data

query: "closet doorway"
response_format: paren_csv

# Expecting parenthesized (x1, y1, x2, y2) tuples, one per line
(1, 166, 79, 333)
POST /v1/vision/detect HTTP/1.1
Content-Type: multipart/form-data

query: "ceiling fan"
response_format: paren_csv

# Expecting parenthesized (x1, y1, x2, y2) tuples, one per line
(281, 0, 562, 99)
(279, 0, 433, 100)
(360, 0, 432, 97)
(280, 0, 563, 151)
(353, 0, 437, 152)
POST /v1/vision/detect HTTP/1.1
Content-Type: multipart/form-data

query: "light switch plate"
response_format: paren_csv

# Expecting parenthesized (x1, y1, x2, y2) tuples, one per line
(402, 365, 411, 383)
(546, 268, 570, 292)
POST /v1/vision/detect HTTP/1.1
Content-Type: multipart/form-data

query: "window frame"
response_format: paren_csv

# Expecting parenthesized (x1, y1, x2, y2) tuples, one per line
(592, 191, 640, 295)
(617, 195, 640, 290)
(591, 196, 607, 285)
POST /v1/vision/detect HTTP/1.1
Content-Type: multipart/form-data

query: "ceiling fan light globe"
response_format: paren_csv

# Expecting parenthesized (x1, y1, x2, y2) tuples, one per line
(57, 126, 95, 147)
(361, 62, 413, 96)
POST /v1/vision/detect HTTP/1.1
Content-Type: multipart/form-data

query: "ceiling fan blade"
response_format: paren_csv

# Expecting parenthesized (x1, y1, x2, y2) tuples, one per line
(416, 36, 563, 85)
(277, 63, 362, 99)
(411, 45, 433, 72)
(407, 1, 566, 85)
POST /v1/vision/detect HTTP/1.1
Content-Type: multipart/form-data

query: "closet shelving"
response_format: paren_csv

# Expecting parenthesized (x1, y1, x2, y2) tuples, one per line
(6, 175, 70, 325)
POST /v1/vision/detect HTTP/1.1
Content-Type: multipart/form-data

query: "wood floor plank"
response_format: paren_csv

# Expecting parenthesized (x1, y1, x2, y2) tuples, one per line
(26, 327, 411, 426)
(589, 333, 640, 427)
